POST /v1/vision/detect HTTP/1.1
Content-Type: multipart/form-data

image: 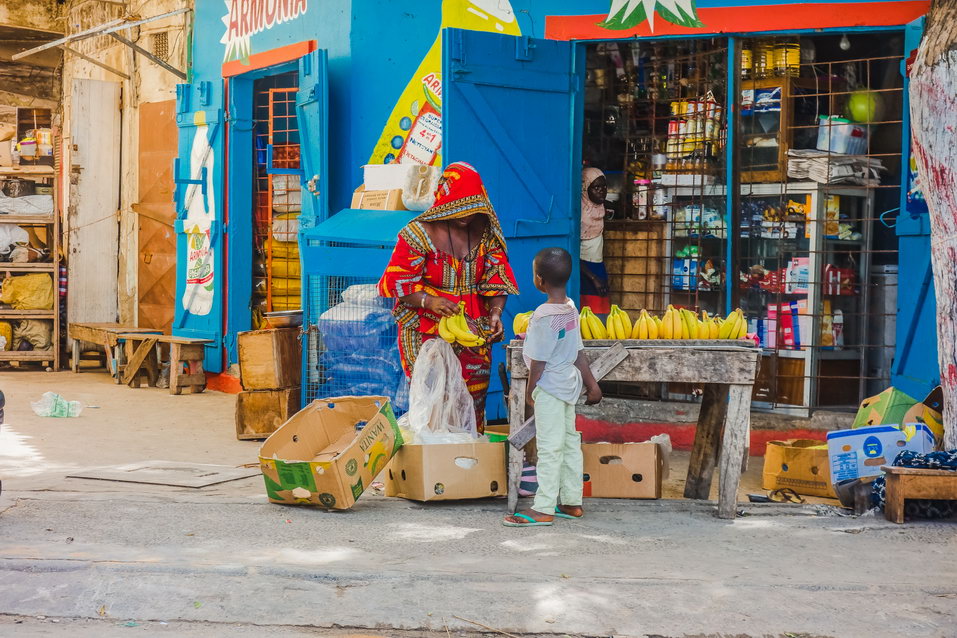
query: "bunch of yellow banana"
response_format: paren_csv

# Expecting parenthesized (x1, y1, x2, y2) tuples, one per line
(605, 305, 632, 340)
(512, 310, 533, 336)
(717, 308, 748, 339)
(438, 302, 485, 347)
(679, 308, 700, 339)
(630, 309, 659, 339)
(701, 310, 720, 339)
(579, 306, 607, 340)
(659, 305, 683, 339)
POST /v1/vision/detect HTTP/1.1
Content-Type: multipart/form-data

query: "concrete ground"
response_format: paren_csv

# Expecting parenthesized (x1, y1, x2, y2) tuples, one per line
(0, 370, 955, 638)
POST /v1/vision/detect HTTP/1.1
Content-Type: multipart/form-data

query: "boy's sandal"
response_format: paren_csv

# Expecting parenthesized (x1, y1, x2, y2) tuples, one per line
(553, 506, 583, 519)
(503, 513, 553, 527)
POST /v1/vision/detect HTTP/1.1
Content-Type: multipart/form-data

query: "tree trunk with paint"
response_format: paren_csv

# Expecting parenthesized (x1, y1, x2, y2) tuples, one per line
(910, 0, 957, 449)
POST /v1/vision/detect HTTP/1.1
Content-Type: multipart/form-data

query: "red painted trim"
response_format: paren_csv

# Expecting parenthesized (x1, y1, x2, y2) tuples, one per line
(206, 371, 243, 394)
(545, 1, 929, 40)
(221, 40, 316, 78)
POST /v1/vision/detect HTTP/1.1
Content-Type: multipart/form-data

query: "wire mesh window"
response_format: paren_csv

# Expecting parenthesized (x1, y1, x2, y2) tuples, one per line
(252, 72, 301, 329)
(302, 245, 406, 414)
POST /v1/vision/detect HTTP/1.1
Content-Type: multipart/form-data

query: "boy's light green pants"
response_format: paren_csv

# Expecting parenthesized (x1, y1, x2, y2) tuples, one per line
(531, 386, 583, 515)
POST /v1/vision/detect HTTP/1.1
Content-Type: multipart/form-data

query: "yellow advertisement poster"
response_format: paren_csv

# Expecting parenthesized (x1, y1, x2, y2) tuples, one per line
(368, 0, 521, 166)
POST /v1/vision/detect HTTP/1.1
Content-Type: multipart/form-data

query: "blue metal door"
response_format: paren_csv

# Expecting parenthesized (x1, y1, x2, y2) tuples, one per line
(893, 17, 939, 398)
(173, 84, 225, 372)
(443, 29, 583, 420)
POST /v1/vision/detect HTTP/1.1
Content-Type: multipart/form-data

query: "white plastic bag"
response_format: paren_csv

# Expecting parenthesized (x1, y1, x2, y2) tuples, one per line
(649, 433, 672, 480)
(31, 391, 83, 418)
(406, 339, 476, 444)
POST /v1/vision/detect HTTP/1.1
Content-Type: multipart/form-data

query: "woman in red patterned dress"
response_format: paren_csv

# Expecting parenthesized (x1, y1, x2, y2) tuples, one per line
(378, 162, 519, 430)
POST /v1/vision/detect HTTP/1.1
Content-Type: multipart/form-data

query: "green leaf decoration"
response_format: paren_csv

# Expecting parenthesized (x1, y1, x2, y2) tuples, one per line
(599, 0, 704, 31)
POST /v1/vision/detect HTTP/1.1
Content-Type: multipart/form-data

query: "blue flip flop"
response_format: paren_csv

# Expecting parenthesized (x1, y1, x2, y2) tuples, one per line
(553, 507, 583, 520)
(503, 512, 553, 527)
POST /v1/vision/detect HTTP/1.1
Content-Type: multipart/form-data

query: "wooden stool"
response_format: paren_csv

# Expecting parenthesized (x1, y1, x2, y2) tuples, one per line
(116, 334, 212, 395)
(882, 465, 957, 524)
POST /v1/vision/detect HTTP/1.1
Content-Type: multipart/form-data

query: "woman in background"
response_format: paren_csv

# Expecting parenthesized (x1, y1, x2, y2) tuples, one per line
(580, 167, 611, 315)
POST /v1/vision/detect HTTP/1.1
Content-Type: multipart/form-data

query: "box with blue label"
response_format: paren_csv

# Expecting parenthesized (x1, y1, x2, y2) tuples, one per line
(672, 258, 698, 291)
(826, 424, 936, 483)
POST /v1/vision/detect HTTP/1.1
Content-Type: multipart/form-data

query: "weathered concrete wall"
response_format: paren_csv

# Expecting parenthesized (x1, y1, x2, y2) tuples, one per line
(910, 0, 957, 449)
(0, 0, 62, 32)
(60, 0, 189, 326)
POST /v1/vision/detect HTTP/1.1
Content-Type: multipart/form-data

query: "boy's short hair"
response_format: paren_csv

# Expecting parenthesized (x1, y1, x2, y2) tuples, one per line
(534, 247, 573, 287)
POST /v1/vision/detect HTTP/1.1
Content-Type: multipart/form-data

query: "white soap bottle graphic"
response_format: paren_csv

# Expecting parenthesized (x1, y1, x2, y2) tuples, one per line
(181, 125, 216, 317)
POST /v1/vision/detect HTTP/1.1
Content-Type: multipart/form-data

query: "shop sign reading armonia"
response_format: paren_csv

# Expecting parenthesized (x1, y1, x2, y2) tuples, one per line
(220, 0, 309, 62)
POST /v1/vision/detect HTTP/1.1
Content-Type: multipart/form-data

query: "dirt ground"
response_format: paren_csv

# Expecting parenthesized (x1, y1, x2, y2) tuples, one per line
(0, 369, 954, 638)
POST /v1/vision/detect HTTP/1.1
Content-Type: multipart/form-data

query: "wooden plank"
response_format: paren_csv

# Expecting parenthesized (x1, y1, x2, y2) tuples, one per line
(717, 385, 752, 519)
(884, 473, 905, 524)
(0, 350, 55, 361)
(880, 466, 957, 477)
(508, 343, 628, 450)
(508, 342, 759, 385)
(684, 383, 729, 500)
(121, 337, 158, 385)
(69, 323, 159, 347)
(507, 377, 528, 514)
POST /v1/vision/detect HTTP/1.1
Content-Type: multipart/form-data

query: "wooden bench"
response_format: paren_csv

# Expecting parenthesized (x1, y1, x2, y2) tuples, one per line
(69, 323, 162, 381)
(117, 334, 212, 395)
(881, 465, 957, 524)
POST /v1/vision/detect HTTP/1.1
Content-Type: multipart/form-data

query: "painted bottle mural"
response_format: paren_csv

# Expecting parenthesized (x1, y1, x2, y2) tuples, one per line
(182, 122, 217, 316)
(368, 0, 521, 166)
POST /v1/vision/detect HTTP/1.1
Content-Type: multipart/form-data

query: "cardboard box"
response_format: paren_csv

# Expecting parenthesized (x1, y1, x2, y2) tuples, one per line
(826, 424, 936, 483)
(238, 328, 301, 390)
(259, 396, 403, 509)
(0, 140, 12, 167)
(236, 388, 300, 441)
(851, 386, 944, 444)
(351, 185, 407, 211)
(762, 440, 837, 498)
(385, 439, 506, 501)
(582, 442, 661, 499)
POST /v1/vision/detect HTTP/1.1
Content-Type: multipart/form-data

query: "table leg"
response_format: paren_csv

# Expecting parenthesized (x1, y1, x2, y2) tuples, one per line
(717, 384, 751, 519)
(685, 383, 728, 500)
(71, 339, 80, 373)
(884, 474, 905, 524)
(507, 377, 527, 513)
(169, 343, 183, 395)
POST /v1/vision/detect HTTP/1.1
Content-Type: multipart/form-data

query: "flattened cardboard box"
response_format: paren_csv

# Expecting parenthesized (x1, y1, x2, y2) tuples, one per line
(385, 439, 506, 501)
(762, 439, 836, 499)
(852, 386, 943, 444)
(582, 442, 661, 499)
(259, 396, 403, 509)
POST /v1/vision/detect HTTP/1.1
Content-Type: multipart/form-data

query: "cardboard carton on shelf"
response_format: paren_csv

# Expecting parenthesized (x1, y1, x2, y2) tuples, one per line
(237, 327, 301, 390)
(385, 438, 506, 502)
(762, 439, 836, 499)
(235, 388, 300, 441)
(582, 442, 661, 499)
(351, 185, 407, 211)
(259, 396, 403, 510)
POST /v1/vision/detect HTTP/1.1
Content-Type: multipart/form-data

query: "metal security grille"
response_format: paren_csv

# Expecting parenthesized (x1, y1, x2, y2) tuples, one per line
(583, 32, 903, 414)
(302, 241, 406, 413)
(252, 72, 301, 328)
(737, 34, 903, 414)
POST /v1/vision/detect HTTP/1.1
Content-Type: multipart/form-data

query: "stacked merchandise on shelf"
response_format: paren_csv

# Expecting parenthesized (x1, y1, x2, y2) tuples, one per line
(254, 174, 302, 326)
(316, 283, 409, 414)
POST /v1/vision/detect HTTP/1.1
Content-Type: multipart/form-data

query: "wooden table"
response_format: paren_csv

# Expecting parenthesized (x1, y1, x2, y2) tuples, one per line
(118, 333, 212, 394)
(881, 465, 957, 524)
(505, 339, 760, 520)
(68, 323, 162, 381)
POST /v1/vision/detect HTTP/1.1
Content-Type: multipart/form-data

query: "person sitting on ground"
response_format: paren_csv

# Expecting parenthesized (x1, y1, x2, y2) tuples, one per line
(504, 247, 602, 527)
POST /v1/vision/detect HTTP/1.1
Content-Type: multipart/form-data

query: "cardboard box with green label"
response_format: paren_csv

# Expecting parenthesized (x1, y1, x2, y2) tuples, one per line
(259, 396, 403, 510)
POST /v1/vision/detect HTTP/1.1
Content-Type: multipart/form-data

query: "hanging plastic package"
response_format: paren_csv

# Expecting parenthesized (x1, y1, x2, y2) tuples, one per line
(404, 339, 477, 444)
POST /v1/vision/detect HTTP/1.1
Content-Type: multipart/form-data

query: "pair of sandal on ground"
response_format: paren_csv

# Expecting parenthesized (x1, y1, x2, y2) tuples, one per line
(503, 504, 583, 527)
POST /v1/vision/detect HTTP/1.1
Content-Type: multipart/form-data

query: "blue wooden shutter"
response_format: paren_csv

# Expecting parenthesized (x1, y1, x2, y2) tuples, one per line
(172, 81, 225, 372)
(443, 30, 583, 419)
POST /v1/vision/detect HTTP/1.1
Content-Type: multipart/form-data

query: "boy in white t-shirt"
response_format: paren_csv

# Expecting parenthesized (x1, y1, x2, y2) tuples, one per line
(504, 247, 602, 527)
